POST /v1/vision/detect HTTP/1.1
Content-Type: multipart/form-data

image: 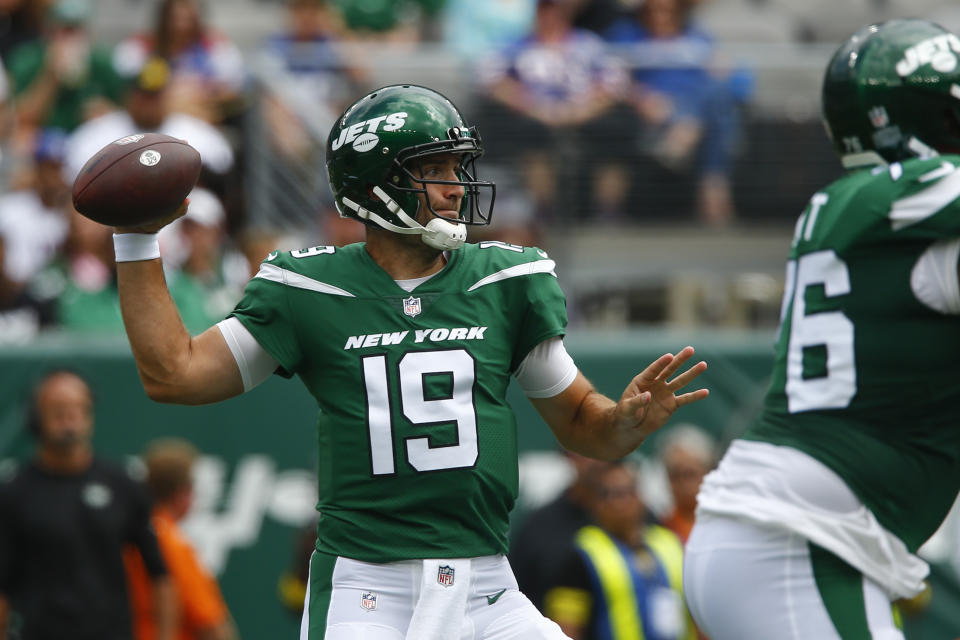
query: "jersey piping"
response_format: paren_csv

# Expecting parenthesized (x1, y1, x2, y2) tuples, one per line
(254, 263, 356, 297)
(889, 161, 960, 230)
(466, 259, 557, 291)
(229, 242, 569, 562)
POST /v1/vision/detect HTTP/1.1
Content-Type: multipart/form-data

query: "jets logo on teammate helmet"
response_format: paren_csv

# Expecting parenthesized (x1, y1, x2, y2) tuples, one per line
(325, 84, 496, 250)
(823, 19, 960, 167)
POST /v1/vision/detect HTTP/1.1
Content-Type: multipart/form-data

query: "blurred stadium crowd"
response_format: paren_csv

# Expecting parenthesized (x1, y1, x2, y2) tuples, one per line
(0, 0, 952, 343)
(4, 4, 960, 637)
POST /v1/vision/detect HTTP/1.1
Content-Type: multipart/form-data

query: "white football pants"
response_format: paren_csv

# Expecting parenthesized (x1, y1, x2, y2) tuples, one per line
(300, 552, 570, 640)
(684, 514, 904, 640)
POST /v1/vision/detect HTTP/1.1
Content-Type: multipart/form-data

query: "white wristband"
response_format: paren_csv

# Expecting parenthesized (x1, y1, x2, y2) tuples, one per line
(113, 233, 161, 262)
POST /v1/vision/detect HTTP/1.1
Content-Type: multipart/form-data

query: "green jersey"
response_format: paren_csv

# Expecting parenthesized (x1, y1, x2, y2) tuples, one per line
(745, 155, 960, 551)
(231, 241, 566, 562)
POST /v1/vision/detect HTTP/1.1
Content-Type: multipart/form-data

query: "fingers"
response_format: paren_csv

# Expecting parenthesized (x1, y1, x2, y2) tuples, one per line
(614, 391, 651, 427)
(666, 359, 708, 392)
(634, 346, 701, 387)
(657, 345, 696, 382)
(629, 347, 708, 411)
(113, 198, 190, 235)
(170, 198, 191, 222)
(636, 352, 677, 385)
(622, 391, 651, 412)
(674, 388, 710, 407)
(619, 391, 653, 415)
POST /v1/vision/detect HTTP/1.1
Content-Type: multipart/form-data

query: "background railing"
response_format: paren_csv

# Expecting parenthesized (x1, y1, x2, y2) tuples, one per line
(233, 40, 846, 330)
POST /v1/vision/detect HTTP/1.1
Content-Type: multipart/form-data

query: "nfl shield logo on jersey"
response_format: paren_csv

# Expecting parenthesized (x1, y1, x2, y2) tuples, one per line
(437, 565, 455, 587)
(403, 296, 422, 318)
(360, 591, 378, 611)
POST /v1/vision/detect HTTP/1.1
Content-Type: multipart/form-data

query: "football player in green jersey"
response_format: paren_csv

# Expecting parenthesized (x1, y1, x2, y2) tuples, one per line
(684, 19, 960, 640)
(107, 84, 709, 639)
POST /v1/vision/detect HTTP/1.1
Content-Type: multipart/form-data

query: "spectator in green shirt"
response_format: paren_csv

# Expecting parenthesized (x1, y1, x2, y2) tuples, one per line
(162, 188, 249, 335)
(7, 0, 123, 134)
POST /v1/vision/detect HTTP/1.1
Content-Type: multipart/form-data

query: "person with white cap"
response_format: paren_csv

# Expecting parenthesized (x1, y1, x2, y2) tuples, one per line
(64, 57, 234, 184)
(6, 0, 123, 133)
(0, 129, 71, 287)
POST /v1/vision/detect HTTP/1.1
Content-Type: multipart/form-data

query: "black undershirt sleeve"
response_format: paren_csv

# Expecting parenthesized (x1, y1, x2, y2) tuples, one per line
(125, 475, 167, 578)
(0, 482, 17, 595)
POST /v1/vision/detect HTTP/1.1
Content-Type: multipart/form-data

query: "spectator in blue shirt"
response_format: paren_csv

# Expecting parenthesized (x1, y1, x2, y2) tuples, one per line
(475, 0, 633, 223)
(442, 0, 537, 59)
(605, 0, 753, 226)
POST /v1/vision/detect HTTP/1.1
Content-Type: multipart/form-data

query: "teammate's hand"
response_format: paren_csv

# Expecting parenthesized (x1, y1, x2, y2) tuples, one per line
(114, 199, 190, 235)
(612, 346, 708, 441)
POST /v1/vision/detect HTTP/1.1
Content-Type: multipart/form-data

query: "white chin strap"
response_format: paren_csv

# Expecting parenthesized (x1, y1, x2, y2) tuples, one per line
(341, 186, 467, 251)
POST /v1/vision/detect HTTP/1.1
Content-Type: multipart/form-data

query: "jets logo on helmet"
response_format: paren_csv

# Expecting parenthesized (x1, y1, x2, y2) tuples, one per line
(895, 33, 960, 76)
(822, 19, 960, 168)
(325, 85, 496, 250)
(330, 112, 408, 151)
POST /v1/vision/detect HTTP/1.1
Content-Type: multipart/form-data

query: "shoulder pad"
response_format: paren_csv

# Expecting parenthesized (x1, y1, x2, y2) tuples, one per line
(464, 242, 558, 292)
(252, 245, 358, 298)
(261, 245, 339, 269)
(255, 245, 341, 279)
(893, 156, 960, 184)
(472, 241, 553, 267)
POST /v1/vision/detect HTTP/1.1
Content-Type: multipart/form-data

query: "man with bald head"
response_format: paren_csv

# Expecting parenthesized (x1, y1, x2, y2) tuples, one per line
(0, 370, 175, 640)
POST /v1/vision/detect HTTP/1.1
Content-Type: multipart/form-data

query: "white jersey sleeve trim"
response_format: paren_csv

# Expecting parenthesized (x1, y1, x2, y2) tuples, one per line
(216, 317, 279, 392)
(255, 262, 355, 297)
(889, 162, 960, 231)
(910, 238, 960, 314)
(514, 336, 578, 398)
(466, 259, 556, 292)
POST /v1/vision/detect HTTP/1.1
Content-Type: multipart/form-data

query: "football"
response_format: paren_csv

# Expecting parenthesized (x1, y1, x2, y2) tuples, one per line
(71, 133, 202, 227)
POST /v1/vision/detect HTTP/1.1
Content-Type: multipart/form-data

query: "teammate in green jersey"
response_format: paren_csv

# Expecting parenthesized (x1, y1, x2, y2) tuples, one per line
(106, 84, 709, 640)
(684, 19, 960, 640)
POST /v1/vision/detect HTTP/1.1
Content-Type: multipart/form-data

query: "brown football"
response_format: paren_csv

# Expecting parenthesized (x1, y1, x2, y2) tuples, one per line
(71, 133, 202, 227)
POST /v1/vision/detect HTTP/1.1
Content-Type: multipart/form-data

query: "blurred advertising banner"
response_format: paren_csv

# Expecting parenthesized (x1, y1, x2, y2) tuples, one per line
(2, 331, 956, 637)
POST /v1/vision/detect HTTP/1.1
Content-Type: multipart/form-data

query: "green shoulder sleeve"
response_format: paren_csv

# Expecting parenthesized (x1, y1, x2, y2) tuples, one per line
(878, 155, 960, 237)
(229, 252, 303, 376)
(462, 243, 567, 368)
(512, 246, 568, 369)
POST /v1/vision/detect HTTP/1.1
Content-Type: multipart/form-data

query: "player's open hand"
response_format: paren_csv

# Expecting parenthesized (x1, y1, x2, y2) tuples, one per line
(613, 346, 708, 442)
(114, 199, 190, 235)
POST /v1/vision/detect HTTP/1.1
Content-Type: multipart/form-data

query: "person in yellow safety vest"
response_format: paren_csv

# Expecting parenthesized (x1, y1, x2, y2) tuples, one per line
(544, 460, 696, 640)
